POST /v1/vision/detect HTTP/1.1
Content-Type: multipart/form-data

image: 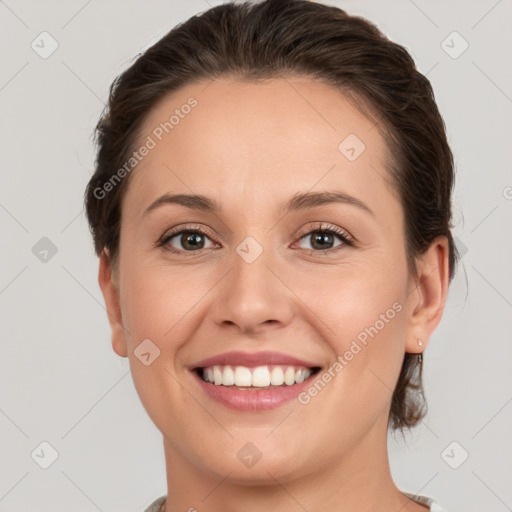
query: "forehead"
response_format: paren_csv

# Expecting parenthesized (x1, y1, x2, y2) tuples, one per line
(126, 77, 396, 219)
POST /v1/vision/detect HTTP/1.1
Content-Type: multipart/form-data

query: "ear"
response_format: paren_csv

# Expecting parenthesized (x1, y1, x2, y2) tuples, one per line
(404, 235, 450, 354)
(98, 250, 128, 358)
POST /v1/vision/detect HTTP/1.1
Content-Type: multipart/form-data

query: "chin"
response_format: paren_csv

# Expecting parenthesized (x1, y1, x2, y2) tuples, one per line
(200, 437, 315, 486)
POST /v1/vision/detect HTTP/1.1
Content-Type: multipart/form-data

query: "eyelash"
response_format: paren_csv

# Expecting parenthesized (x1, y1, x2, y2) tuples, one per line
(156, 222, 354, 257)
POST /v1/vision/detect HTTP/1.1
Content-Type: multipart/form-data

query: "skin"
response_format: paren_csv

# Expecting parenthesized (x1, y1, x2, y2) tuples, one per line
(98, 77, 449, 512)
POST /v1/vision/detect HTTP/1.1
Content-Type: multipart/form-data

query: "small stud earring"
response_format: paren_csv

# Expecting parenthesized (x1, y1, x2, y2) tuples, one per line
(417, 339, 423, 347)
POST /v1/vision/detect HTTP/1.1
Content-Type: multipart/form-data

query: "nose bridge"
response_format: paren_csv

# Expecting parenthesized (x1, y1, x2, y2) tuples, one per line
(211, 233, 294, 333)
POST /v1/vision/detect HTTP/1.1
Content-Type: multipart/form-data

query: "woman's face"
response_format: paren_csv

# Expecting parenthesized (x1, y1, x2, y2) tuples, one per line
(100, 77, 444, 483)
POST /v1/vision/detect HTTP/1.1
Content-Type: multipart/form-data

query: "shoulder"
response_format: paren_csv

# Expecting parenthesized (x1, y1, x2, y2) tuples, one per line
(143, 495, 166, 512)
(401, 490, 448, 512)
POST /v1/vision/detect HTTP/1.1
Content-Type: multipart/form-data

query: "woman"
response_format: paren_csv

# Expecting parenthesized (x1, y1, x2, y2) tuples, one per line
(85, 0, 457, 510)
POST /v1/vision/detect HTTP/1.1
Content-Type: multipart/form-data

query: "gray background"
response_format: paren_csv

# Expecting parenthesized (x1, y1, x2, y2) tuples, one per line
(1, 0, 511, 510)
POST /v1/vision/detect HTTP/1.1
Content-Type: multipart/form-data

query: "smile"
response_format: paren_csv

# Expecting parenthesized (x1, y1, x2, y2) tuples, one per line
(190, 351, 322, 411)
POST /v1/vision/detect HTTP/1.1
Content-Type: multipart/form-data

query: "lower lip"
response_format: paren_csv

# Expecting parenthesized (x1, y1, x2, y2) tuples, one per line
(192, 371, 317, 411)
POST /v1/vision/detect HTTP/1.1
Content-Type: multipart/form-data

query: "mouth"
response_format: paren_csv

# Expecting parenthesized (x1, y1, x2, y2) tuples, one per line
(189, 352, 322, 411)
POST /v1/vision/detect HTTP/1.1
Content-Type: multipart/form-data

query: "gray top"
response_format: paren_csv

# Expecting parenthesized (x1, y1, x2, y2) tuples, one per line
(143, 495, 166, 512)
(144, 492, 448, 511)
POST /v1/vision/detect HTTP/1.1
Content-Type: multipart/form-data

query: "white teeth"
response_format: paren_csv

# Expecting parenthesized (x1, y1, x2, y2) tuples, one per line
(284, 366, 296, 385)
(222, 366, 235, 386)
(270, 366, 285, 386)
(201, 364, 314, 388)
(252, 366, 271, 387)
(213, 366, 223, 385)
(234, 366, 252, 387)
(295, 368, 312, 383)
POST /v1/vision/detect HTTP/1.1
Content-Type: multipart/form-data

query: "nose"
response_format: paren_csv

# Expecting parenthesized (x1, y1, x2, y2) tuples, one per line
(211, 243, 295, 335)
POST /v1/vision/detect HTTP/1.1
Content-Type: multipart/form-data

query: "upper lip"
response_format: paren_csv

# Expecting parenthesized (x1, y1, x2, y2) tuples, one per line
(191, 351, 320, 369)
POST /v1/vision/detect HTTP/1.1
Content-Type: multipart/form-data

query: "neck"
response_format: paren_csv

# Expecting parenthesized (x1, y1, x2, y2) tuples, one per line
(161, 413, 421, 512)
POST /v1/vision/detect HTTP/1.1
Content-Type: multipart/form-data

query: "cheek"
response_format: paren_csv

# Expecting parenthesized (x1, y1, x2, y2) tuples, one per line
(117, 263, 204, 433)
(297, 260, 406, 342)
(119, 261, 205, 347)
(295, 262, 407, 407)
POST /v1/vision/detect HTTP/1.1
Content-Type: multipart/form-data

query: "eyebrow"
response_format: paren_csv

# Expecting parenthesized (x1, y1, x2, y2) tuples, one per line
(143, 193, 220, 217)
(282, 190, 375, 217)
(143, 190, 375, 218)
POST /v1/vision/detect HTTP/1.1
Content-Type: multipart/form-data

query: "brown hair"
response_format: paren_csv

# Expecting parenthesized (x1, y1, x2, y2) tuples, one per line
(84, 0, 458, 431)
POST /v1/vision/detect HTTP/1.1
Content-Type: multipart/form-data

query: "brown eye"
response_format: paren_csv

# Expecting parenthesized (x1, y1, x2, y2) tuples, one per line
(306, 231, 338, 250)
(295, 224, 353, 253)
(160, 228, 216, 254)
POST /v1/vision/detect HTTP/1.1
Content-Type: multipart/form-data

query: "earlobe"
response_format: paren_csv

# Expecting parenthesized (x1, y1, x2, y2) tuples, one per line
(98, 250, 128, 358)
(405, 236, 450, 354)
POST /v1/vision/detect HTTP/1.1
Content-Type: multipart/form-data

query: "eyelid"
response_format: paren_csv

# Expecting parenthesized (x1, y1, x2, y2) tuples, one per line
(294, 222, 354, 246)
(159, 223, 215, 241)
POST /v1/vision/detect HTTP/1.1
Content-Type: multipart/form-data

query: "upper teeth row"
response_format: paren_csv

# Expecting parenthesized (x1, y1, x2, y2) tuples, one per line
(201, 365, 313, 387)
